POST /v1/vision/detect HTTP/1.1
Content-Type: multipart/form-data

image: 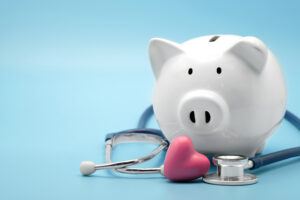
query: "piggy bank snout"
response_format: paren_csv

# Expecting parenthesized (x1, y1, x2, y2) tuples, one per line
(178, 90, 229, 133)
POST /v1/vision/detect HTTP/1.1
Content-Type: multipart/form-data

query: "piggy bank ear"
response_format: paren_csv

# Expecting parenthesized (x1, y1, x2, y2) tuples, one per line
(149, 38, 185, 78)
(227, 36, 268, 73)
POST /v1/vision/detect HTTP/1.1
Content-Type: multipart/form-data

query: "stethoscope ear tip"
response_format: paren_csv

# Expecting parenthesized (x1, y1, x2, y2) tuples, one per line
(80, 161, 96, 176)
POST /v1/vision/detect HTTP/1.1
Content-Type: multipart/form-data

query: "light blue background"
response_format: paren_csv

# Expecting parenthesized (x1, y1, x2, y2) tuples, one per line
(0, 0, 300, 199)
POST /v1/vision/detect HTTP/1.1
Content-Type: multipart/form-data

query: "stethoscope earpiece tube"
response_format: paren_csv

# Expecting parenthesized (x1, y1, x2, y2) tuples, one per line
(80, 128, 169, 176)
(105, 128, 169, 145)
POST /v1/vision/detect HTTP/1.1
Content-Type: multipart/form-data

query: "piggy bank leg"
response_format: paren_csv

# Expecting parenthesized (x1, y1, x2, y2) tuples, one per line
(256, 143, 265, 154)
(255, 124, 280, 155)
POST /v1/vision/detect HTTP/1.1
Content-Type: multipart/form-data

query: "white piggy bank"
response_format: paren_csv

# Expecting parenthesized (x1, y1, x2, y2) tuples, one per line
(149, 35, 287, 157)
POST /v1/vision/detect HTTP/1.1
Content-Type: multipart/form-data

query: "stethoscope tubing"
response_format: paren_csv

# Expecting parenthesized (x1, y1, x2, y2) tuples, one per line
(134, 105, 300, 171)
(80, 105, 300, 181)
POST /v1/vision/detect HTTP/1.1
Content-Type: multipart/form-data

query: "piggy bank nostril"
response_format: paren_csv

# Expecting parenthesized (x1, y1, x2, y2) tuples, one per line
(189, 110, 211, 124)
(205, 111, 211, 123)
(190, 111, 196, 123)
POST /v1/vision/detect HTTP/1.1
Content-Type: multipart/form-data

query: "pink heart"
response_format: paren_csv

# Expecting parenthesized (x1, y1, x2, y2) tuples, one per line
(164, 136, 210, 181)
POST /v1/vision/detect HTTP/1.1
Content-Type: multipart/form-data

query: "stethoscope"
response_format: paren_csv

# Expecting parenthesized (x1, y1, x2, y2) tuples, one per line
(80, 105, 300, 185)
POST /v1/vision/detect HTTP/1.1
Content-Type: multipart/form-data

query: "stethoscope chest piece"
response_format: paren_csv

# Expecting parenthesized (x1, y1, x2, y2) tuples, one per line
(203, 155, 258, 186)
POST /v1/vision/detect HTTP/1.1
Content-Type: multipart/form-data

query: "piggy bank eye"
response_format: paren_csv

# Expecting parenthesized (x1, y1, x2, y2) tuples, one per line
(188, 68, 193, 75)
(216, 67, 222, 74)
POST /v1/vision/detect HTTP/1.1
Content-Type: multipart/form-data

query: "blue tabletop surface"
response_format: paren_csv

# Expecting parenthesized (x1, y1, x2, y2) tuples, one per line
(1, 0, 300, 199)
